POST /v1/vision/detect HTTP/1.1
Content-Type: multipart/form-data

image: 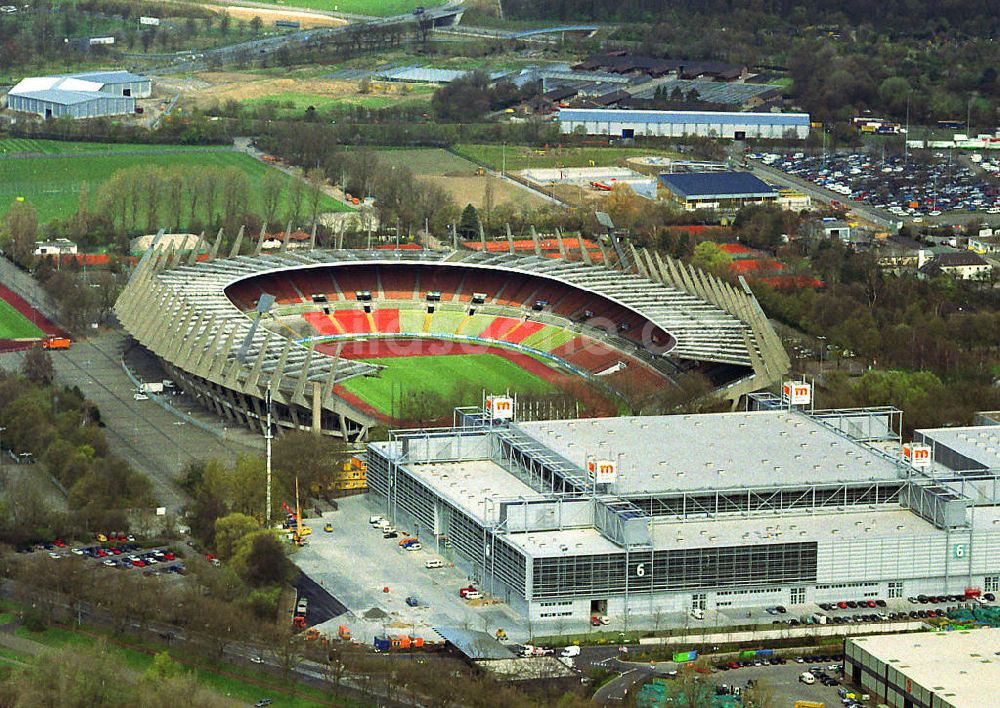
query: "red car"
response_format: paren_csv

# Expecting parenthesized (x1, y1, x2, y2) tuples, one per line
(111, 548, 122, 555)
(117, 535, 127, 542)
(837, 601, 848, 609)
(53, 539, 66, 548)
(726, 661, 740, 670)
(866, 600, 877, 608)
(132, 559, 146, 568)
(96, 549, 107, 558)
(163, 552, 175, 561)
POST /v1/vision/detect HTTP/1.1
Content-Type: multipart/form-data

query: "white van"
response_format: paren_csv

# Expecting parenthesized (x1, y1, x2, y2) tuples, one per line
(369, 515, 384, 526)
(560, 645, 581, 658)
(424, 559, 443, 569)
(690, 608, 705, 620)
(799, 672, 816, 685)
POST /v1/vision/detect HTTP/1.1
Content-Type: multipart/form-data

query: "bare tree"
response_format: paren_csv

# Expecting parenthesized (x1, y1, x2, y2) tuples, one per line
(145, 172, 163, 232)
(260, 170, 284, 228)
(286, 176, 304, 228)
(306, 168, 325, 227)
(202, 170, 220, 227)
(166, 168, 185, 232)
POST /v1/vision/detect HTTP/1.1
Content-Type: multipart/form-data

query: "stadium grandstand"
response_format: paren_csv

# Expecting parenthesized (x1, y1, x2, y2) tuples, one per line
(115, 233, 788, 440)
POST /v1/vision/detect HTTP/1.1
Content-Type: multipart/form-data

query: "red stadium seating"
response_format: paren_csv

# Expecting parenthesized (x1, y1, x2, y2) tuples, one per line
(479, 316, 522, 340)
(333, 309, 372, 334)
(332, 266, 377, 298)
(303, 312, 339, 335)
(372, 309, 400, 334)
(502, 320, 545, 344)
(419, 267, 465, 300)
(379, 268, 415, 300)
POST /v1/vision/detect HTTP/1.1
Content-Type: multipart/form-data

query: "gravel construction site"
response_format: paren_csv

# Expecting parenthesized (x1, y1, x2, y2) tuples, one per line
(295, 495, 524, 644)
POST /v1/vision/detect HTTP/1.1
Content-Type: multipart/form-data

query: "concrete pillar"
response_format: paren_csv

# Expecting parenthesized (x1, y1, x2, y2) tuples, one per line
(309, 223, 317, 250)
(254, 224, 267, 256)
(187, 231, 205, 266)
(505, 223, 516, 254)
(280, 221, 292, 253)
(228, 226, 245, 259)
(210, 228, 225, 259)
(555, 228, 567, 259)
(312, 381, 322, 434)
(247, 330, 272, 391)
(529, 225, 542, 257)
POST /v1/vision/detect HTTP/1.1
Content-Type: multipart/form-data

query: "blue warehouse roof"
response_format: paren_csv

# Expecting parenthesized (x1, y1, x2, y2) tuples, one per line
(659, 172, 777, 199)
(558, 108, 810, 126)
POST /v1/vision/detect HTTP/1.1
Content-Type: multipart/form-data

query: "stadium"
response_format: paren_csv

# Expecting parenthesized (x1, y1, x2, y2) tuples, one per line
(114, 234, 789, 440)
(365, 399, 1000, 623)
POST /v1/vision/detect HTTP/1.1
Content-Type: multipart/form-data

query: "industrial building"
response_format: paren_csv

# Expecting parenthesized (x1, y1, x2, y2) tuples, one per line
(658, 172, 779, 211)
(845, 629, 1000, 708)
(366, 398, 1000, 624)
(6, 70, 151, 119)
(558, 108, 811, 140)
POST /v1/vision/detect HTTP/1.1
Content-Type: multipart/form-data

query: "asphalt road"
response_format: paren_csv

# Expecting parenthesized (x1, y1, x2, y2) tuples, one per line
(0, 330, 260, 513)
(294, 571, 349, 627)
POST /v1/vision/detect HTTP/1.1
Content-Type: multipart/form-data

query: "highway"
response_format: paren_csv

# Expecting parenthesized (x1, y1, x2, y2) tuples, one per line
(143, 3, 466, 74)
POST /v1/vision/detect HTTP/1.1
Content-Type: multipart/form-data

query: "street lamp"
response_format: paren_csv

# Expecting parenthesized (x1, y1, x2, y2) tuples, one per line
(817, 336, 827, 374)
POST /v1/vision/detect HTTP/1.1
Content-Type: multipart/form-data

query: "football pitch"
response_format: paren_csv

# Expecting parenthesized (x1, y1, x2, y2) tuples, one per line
(0, 298, 44, 339)
(339, 352, 557, 415)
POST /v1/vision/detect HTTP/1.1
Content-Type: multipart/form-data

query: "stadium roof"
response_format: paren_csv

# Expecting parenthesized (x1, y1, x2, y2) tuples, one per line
(848, 629, 1000, 708)
(138, 248, 763, 369)
(515, 410, 902, 495)
(558, 108, 810, 126)
(658, 172, 778, 200)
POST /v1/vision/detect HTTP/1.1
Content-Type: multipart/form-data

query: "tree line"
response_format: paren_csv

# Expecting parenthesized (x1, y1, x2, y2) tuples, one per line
(0, 357, 153, 539)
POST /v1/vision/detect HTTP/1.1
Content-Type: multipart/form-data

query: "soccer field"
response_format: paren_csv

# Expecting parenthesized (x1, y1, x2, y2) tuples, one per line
(0, 150, 351, 225)
(0, 298, 44, 340)
(339, 352, 557, 415)
(270, 0, 428, 16)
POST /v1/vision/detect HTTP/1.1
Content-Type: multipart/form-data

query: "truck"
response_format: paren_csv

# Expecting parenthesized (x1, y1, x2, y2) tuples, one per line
(41, 336, 71, 350)
(459, 586, 480, 599)
(141, 382, 164, 394)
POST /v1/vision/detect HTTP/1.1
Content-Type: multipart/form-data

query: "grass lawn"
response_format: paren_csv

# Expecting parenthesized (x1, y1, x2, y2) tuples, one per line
(372, 148, 479, 176)
(453, 143, 681, 172)
(243, 90, 430, 115)
(341, 352, 556, 414)
(0, 298, 44, 340)
(0, 150, 351, 225)
(0, 139, 219, 156)
(262, 0, 429, 16)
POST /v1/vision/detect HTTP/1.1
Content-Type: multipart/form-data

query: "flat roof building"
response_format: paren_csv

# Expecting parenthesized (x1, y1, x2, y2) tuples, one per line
(658, 172, 778, 211)
(558, 108, 810, 140)
(846, 629, 1000, 708)
(366, 403, 1000, 626)
(6, 70, 151, 119)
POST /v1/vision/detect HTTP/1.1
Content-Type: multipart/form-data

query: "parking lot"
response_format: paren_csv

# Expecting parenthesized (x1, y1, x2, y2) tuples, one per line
(17, 536, 186, 578)
(753, 151, 1000, 219)
(708, 659, 854, 708)
(294, 495, 523, 644)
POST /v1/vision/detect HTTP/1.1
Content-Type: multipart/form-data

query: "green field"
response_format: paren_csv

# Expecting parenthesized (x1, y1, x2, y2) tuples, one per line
(373, 147, 479, 176)
(0, 298, 44, 340)
(243, 90, 431, 115)
(453, 144, 682, 172)
(259, 0, 430, 16)
(0, 150, 351, 225)
(341, 353, 556, 414)
(0, 139, 217, 156)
